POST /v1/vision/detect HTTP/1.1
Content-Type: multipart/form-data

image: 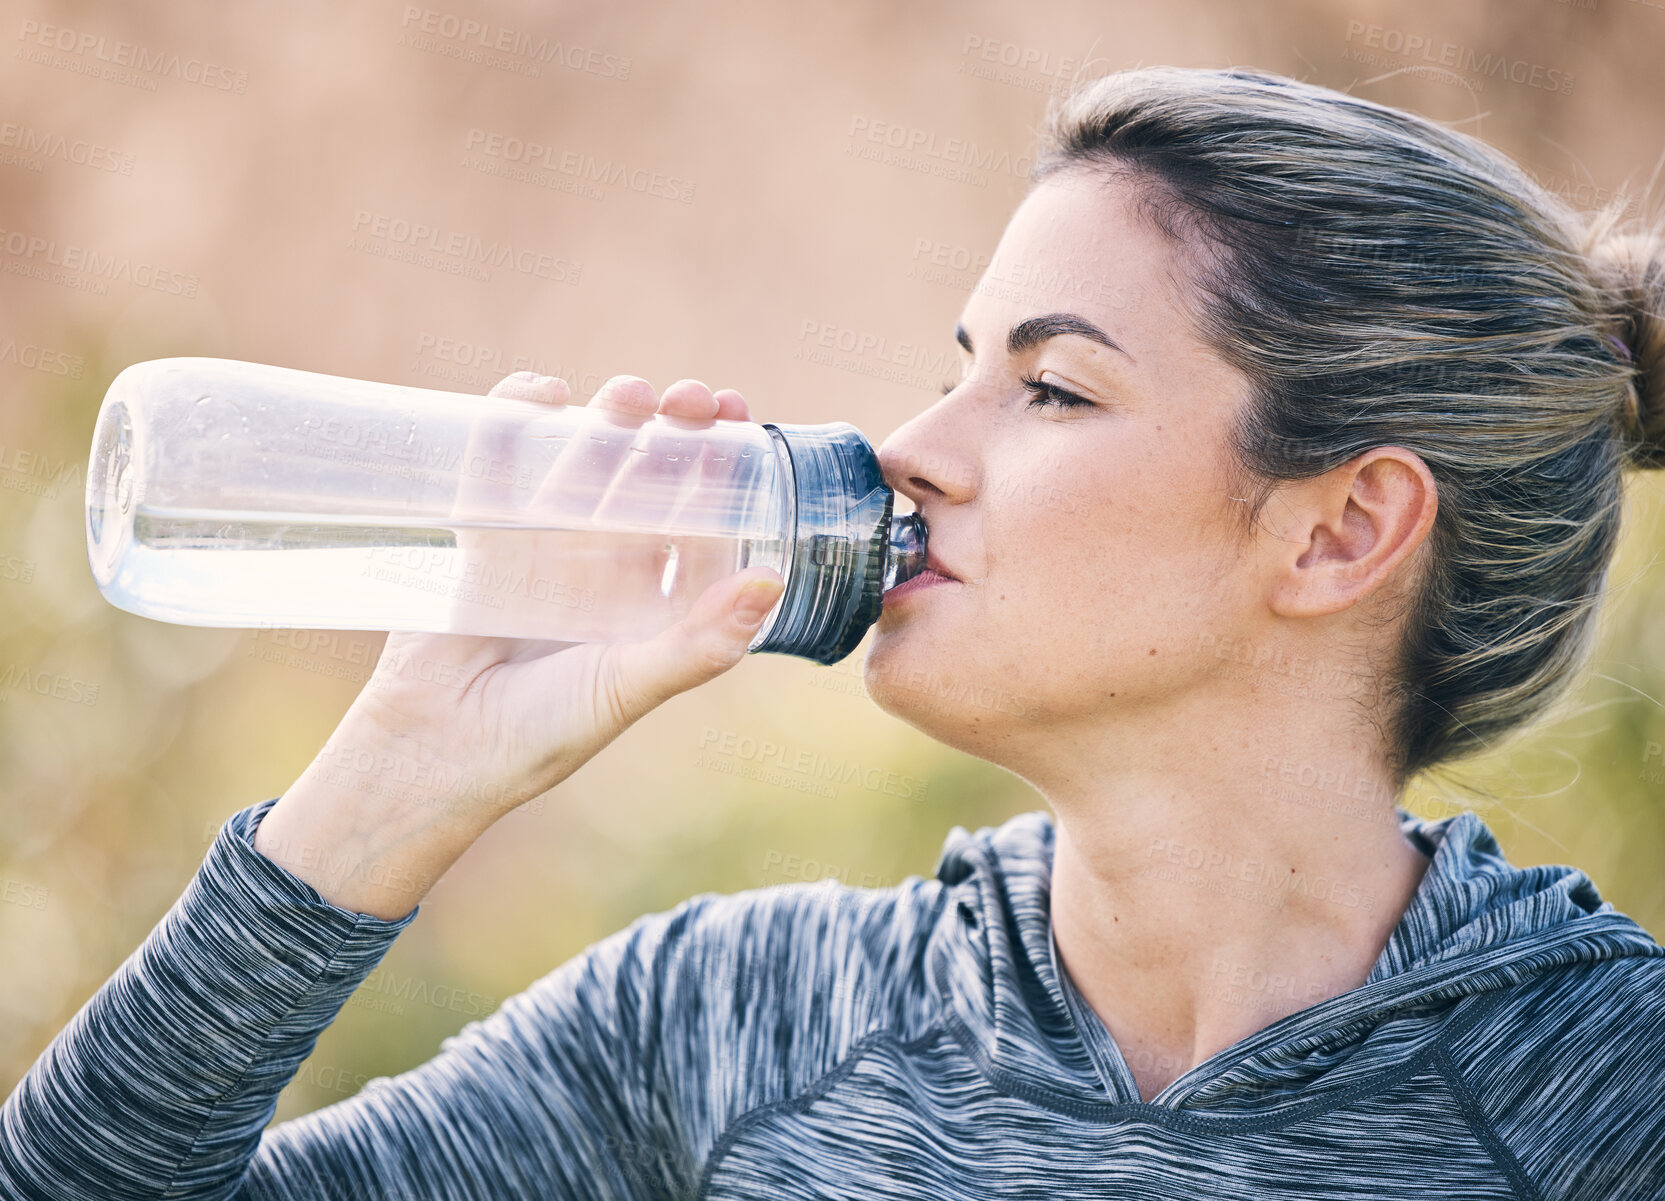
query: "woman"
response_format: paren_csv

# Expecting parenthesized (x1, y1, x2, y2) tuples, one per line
(5, 65, 1663, 1199)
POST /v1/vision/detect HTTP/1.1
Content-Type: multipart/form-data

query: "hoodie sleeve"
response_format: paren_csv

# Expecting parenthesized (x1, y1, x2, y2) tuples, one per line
(1443, 956, 1665, 1201)
(0, 796, 419, 1198)
(0, 797, 701, 1200)
(240, 910, 720, 1200)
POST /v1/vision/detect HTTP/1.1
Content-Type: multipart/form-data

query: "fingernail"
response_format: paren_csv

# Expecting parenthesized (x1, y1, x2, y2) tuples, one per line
(733, 580, 780, 625)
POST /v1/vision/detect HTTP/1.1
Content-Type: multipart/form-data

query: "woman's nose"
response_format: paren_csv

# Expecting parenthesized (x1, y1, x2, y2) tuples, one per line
(876, 410, 978, 508)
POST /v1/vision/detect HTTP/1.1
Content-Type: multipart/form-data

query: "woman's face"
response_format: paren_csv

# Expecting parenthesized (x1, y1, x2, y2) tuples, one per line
(865, 169, 1262, 767)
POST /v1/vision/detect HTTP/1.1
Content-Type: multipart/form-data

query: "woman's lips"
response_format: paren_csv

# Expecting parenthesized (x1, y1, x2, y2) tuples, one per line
(883, 568, 957, 604)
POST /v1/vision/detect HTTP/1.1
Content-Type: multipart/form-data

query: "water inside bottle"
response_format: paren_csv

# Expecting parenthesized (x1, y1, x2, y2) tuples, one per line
(109, 503, 785, 642)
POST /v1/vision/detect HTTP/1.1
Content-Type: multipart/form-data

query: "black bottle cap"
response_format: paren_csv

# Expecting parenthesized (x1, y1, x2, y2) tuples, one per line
(747, 422, 924, 665)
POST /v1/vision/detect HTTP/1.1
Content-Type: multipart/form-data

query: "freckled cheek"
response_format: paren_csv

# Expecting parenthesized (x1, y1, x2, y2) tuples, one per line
(978, 503, 1111, 622)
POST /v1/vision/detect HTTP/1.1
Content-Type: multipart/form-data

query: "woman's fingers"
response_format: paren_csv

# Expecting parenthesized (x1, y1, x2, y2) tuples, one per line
(454, 371, 571, 514)
(487, 370, 572, 405)
(492, 371, 756, 521)
(658, 378, 722, 421)
(713, 388, 751, 422)
(588, 374, 659, 417)
(495, 371, 750, 422)
(659, 379, 754, 424)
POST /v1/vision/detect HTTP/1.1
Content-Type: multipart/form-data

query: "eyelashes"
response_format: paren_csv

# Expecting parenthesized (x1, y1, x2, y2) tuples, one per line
(936, 377, 1094, 412)
(1017, 373, 1094, 411)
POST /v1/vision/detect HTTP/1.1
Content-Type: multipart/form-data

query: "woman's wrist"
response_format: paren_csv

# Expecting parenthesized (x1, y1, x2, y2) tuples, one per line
(252, 715, 505, 920)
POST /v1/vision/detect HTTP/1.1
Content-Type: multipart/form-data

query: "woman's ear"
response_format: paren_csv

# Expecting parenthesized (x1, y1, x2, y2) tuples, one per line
(1266, 447, 1438, 621)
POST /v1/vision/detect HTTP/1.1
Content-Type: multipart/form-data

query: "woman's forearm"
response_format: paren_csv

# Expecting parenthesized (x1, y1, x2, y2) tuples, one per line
(253, 711, 505, 921)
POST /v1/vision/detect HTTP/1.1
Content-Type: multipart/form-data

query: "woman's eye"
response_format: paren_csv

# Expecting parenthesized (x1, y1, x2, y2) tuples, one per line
(1018, 373, 1094, 412)
(937, 375, 1097, 411)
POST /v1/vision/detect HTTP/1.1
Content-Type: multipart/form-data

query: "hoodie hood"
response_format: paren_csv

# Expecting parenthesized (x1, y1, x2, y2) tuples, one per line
(925, 804, 1664, 1117)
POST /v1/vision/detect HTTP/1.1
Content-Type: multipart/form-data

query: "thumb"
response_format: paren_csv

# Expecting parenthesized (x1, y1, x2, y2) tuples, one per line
(603, 567, 786, 717)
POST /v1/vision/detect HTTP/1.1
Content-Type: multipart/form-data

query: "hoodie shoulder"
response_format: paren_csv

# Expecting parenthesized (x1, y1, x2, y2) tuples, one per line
(630, 867, 954, 1163)
(931, 810, 1054, 888)
(1444, 955, 1665, 1201)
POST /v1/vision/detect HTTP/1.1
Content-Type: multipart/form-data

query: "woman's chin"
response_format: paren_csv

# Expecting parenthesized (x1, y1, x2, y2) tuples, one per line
(861, 638, 998, 742)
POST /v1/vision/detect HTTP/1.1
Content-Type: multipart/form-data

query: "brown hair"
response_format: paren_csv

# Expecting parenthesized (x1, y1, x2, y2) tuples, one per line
(1031, 65, 1665, 786)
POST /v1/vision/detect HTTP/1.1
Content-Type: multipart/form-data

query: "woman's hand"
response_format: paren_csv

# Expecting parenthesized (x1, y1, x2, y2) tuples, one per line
(252, 372, 785, 919)
(357, 370, 785, 817)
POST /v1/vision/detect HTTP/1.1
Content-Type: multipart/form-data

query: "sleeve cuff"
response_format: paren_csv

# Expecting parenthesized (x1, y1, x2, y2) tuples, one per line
(225, 795, 424, 930)
(171, 796, 423, 1044)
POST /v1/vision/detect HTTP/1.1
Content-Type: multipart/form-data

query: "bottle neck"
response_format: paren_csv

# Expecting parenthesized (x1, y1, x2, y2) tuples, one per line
(883, 511, 928, 591)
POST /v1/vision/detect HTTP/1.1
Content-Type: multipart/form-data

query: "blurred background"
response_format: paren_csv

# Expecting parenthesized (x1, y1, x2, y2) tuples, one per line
(2, 0, 1662, 1123)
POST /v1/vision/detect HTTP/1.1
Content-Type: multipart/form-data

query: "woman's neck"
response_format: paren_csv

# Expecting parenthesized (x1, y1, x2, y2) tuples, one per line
(1046, 787, 1433, 1104)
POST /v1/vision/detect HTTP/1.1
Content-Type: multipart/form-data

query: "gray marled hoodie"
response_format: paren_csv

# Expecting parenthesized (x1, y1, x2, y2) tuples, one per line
(2, 795, 1662, 1199)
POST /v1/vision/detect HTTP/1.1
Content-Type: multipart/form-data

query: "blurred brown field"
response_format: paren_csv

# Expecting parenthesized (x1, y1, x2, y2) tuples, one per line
(1, 0, 1661, 1123)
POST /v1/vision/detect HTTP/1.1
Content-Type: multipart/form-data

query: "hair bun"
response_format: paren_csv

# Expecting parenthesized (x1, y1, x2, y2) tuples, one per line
(1587, 231, 1665, 470)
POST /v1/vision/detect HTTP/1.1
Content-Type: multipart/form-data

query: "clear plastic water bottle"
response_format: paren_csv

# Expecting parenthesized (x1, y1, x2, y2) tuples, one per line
(84, 357, 928, 664)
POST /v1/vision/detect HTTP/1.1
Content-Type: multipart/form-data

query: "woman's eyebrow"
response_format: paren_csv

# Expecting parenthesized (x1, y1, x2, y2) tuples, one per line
(954, 313, 1133, 361)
